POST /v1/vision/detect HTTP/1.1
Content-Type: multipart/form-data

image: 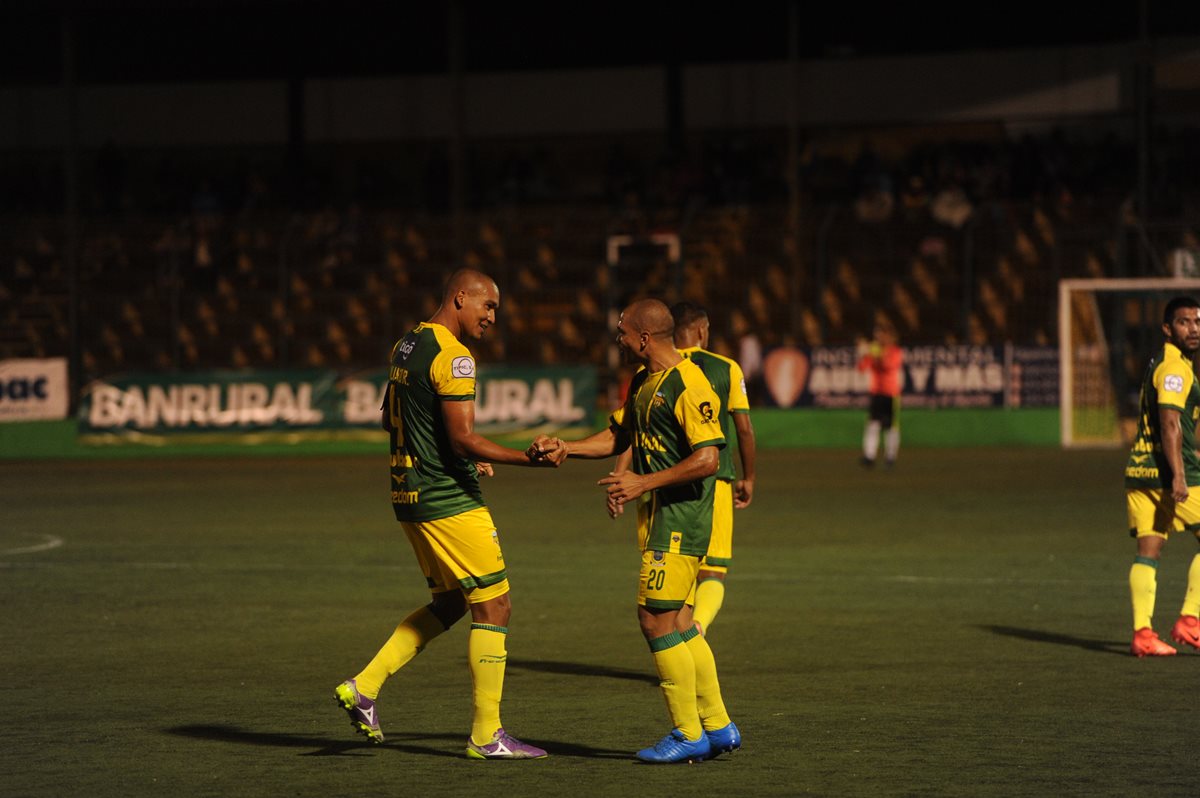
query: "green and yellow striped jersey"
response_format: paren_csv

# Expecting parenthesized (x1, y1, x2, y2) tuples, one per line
(611, 357, 725, 555)
(679, 346, 750, 482)
(1125, 341, 1200, 489)
(384, 322, 486, 522)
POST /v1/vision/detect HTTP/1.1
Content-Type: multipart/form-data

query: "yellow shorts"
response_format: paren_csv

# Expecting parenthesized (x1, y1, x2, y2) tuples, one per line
(638, 549, 701, 611)
(1126, 488, 1200, 539)
(700, 479, 733, 573)
(401, 506, 510, 603)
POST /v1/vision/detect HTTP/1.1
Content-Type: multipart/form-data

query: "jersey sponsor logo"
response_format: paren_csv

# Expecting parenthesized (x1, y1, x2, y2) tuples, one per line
(452, 356, 476, 379)
(1125, 465, 1160, 479)
(698, 401, 715, 422)
(398, 338, 417, 359)
(1164, 374, 1185, 393)
(392, 488, 420, 504)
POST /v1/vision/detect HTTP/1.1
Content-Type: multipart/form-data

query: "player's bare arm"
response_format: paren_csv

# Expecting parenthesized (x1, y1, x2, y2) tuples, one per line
(443, 400, 563, 467)
(733, 412, 756, 509)
(1159, 405, 1189, 502)
(599, 445, 719, 506)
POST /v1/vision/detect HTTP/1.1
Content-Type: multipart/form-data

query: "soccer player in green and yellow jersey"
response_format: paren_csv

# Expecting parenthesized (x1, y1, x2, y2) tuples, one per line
(614, 301, 757, 633)
(335, 269, 563, 758)
(1124, 295, 1200, 657)
(536, 298, 741, 764)
(669, 301, 756, 634)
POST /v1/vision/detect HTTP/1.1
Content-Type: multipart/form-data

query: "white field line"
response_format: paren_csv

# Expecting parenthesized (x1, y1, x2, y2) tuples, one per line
(0, 534, 64, 556)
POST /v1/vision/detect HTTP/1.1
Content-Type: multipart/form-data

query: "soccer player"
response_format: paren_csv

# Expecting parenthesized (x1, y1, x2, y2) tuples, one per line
(334, 268, 563, 758)
(615, 301, 756, 634)
(856, 320, 903, 467)
(536, 298, 741, 764)
(1125, 295, 1200, 657)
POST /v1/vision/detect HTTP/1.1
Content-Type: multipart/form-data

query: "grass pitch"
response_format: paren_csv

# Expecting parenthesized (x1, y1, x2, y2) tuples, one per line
(2, 446, 1196, 797)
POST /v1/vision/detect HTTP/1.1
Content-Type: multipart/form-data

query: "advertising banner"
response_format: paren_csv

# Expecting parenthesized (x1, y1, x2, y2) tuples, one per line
(761, 345, 1058, 409)
(0, 358, 69, 422)
(78, 365, 597, 440)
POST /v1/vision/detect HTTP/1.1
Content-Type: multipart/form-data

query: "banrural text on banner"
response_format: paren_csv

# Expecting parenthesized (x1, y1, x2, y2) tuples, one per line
(78, 365, 596, 439)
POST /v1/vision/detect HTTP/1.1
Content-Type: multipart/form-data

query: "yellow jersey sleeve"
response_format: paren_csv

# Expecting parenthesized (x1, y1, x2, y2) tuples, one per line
(1155, 359, 1194, 412)
(676, 366, 725, 450)
(727, 359, 751, 413)
(430, 341, 476, 400)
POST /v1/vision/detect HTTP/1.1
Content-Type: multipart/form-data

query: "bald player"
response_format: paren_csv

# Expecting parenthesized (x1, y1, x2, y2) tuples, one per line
(334, 268, 564, 759)
(536, 298, 741, 764)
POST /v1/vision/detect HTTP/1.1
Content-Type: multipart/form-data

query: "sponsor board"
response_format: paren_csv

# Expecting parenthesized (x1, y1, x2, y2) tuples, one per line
(79, 365, 597, 440)
(761, 345, 1058, 409)
(0, 358, 69, 422)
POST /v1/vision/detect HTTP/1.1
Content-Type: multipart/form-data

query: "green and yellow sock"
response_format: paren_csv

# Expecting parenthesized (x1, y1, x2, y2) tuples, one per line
(693, 579, 726, 632)
(355, 605, 448, 699)
(648, 630, 703, 742)
(1181, 553, 1200, 618)
(1130, 556, 1159, 631)
(468, 624, 508, 745)
(681, 625, 731, 731)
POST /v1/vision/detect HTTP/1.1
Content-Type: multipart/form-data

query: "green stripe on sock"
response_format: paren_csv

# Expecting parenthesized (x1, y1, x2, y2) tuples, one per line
(1134, 556, 1159, 569)
(470, 623, 508, 634)
(648, 630, 685, 653)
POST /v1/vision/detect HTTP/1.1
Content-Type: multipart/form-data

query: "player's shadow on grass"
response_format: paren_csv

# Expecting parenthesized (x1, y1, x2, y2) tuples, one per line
(980, 625, 1127, 655)
(507, 658, 659, 684)
(166, 724, 629, 760)
(166, 724, 461, 758)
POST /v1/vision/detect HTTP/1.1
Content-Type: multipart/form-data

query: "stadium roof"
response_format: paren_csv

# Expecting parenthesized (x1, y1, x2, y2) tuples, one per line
(2, 0, 1198, 86)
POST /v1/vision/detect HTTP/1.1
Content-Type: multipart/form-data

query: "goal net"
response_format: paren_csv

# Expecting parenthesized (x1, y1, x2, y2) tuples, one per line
(1058, 278, 1200, 448)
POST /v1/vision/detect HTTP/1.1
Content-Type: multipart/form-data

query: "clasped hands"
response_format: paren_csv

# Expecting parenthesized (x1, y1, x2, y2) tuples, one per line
(527, 434, 646, 520)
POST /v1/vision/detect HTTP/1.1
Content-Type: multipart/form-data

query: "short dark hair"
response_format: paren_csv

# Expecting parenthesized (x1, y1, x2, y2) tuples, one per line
(670, 301, 708, 329)
(1164, 296, 1200, 325)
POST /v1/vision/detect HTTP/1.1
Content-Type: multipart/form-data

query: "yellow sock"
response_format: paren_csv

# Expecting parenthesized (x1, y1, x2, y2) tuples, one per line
(681, 626, 731, 731)
(1181, 554, 1200, 618)
(1130, 557, 1158, 631)
(693, 579, 726, 632)
(355, 605, 448, 699)
(468, 624, 508, 745)
(649, 631, 703, 741)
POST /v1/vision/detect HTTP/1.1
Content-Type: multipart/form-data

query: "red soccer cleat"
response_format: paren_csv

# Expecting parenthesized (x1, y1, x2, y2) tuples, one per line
(1170, 615, 1200, 650)
(1131, 627, 1177, 657)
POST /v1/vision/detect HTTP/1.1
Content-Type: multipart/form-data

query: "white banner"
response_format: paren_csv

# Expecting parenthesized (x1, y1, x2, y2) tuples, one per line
(0, 358, 69, 422)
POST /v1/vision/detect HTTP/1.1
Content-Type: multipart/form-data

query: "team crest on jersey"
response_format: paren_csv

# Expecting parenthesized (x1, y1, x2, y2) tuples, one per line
(699, 401, 715, 422)
(1165, 374, 1185, 393)
(671, 532, 682, 545)
(652, 550, 665, 563)
(652, 392, 666, 409)
(452, 356, 476, 378)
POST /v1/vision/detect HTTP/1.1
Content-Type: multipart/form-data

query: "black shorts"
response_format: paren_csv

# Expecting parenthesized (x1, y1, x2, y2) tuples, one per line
(868, 394, 897, 428)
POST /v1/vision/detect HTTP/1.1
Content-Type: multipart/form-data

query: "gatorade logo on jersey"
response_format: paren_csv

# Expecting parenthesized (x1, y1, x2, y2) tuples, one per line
(452, 356, 475, 378)
(1165, 374, 1185, 393)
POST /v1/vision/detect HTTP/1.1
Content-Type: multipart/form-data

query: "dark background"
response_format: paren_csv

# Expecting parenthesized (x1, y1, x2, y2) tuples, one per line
(3, 0, 1199, 85)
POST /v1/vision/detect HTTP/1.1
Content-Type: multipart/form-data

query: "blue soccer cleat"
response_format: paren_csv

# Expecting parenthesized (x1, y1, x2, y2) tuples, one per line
(706, 721, 742, 756)
(636, 729, 712, 763)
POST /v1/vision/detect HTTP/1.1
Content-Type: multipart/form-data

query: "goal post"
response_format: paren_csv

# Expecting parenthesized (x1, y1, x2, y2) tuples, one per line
(1058, 278, 1200, 448)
